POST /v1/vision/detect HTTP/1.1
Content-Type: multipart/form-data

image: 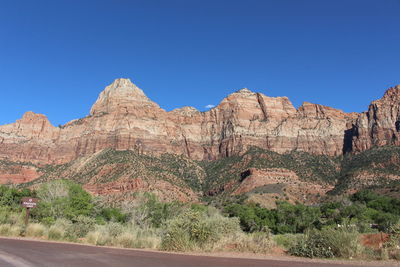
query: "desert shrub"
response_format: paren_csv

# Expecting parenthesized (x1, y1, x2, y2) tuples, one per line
(48, 224, 66, 240)
(25, 223, 47, 238)
(9, 225, 23, 236)
(113, 228, 160, 249)
(53, 218, 73, 229)
(6, 211, 25, 225)
(289, 226, 363, 259)
(105, 222, 124, 238)
(114, 232, 136, 248)
(161, 226, 192, 251)
(86, 226, 111, 246)
(382, 223, 400, 260)
(391, 250, 400, 260)
(0, 224, 11, 236)
(132, 229, 161, 249)
(236, 232, 274, 253)
(43, 217, 74, 240)
(326, 226, 364, 258)
(0, 223, 22, 237)
(161, 210, 211, 251)
(274, 234, 303, 249)
(161, 209, 242, 251)
(122, 193, 184, 228)
(289, 229, 335, 258)
(0, 207, 10, 224)
(69, 215, 96, 238)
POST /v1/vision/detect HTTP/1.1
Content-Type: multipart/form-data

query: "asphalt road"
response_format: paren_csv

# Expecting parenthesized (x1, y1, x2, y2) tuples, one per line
(0, 237, 395, 267)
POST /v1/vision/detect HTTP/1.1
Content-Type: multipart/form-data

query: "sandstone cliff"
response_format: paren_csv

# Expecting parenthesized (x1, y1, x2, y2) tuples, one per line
(0, 78, 398, 165)
(352, 85, 400, 152)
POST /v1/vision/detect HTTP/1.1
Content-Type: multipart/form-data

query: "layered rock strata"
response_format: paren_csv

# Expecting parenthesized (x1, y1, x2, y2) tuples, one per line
(0, 78, 398, 165)
(352, 85, 400, 152)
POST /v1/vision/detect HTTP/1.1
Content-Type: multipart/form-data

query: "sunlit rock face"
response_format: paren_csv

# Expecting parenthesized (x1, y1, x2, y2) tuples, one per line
(0, 78, 398, 165)
(352, 85, 400, 152)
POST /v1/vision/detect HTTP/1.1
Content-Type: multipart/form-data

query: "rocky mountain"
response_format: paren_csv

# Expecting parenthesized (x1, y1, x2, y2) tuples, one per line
(1, 78, 400, 202)
(0, 78, 378, 165)
(352, 85, 400, 152)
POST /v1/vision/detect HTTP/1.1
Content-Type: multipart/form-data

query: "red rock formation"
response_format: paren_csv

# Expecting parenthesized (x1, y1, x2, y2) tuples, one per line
(233, 168, 300, 195)
(352, 85, 400, 152)
(0, 165, 41, 184)
(0, 78, 398, 166)
(84, 178, 197, 202)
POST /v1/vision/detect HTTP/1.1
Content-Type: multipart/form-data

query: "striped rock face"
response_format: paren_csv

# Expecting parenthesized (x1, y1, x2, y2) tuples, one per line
(0, 78, 398, 166)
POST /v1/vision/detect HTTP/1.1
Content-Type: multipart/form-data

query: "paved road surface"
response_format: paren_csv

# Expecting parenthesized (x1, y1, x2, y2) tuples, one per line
(0, 238, 395, 267)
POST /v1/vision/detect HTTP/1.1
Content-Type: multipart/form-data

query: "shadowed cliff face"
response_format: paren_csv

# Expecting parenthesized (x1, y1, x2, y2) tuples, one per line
(0, 78, 398, 165)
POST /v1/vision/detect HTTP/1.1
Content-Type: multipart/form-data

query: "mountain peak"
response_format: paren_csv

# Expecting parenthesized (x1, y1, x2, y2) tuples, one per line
(105, 78, 144, 95)
(236, 88, 253, 94)
(108, 78, 136, 89)
(382, 85, 400, 101)
(90, 78, 159, 115)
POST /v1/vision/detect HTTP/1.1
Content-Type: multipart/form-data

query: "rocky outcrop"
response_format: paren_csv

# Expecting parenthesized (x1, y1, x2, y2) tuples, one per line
(0, 78, 398, 166)
(0, 163, 41, 184)
(232, 168, 334, 206)
(352, 85, 400, 152)
(84, 178, 198, 202)
(0, 112, 60, 163)
(233, 168, 300, 195)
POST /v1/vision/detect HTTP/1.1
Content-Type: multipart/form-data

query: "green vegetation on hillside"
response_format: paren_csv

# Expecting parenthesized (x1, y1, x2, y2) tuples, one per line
(223, 190, 400, 234)
(26, 149, 205, 201)
(202, 147, 340, 196)
(332, 146, 400, 195)
(18, 146, 400, 203)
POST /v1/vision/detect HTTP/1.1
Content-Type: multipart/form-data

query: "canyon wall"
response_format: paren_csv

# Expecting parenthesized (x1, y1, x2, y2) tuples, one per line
(0, 78, 398, 165)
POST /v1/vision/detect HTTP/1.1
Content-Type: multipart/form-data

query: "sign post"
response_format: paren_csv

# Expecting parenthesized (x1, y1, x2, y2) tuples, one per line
(21, 197, 38, 225)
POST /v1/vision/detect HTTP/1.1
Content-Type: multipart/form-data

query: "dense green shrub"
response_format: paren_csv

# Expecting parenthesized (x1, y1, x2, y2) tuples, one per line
(224, 201, 320, 234)
(351, 190, 400, 216)
(289, 226, 363, 259)
(223, 190, 400, 235)
(33, 180, 94, 220)
(98, 208, 128, 223)
(224, 203, 273, 232)
(0, 185, 34, 209)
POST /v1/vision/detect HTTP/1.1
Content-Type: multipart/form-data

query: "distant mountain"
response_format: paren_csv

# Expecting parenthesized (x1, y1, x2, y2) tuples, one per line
(1, 79, 399, 202)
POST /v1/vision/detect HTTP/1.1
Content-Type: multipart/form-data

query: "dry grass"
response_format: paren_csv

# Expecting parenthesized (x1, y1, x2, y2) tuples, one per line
(25, 223, 47, 238)
(0, 224, 11, 236)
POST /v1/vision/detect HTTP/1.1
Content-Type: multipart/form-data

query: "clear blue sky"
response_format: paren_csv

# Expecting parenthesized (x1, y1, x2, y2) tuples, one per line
(1, 0, 399, 126)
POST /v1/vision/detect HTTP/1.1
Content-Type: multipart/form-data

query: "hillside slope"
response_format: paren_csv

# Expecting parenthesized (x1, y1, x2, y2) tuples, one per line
(3, 146, 397, 205)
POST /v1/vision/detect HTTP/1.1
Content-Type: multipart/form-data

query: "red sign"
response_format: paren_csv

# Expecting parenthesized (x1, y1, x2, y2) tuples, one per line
(21, 197, 39, 208)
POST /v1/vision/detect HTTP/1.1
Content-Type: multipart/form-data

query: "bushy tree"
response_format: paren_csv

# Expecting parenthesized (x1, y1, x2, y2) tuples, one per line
(32, 180, 93, 220)
(0, 185, 34, 209)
